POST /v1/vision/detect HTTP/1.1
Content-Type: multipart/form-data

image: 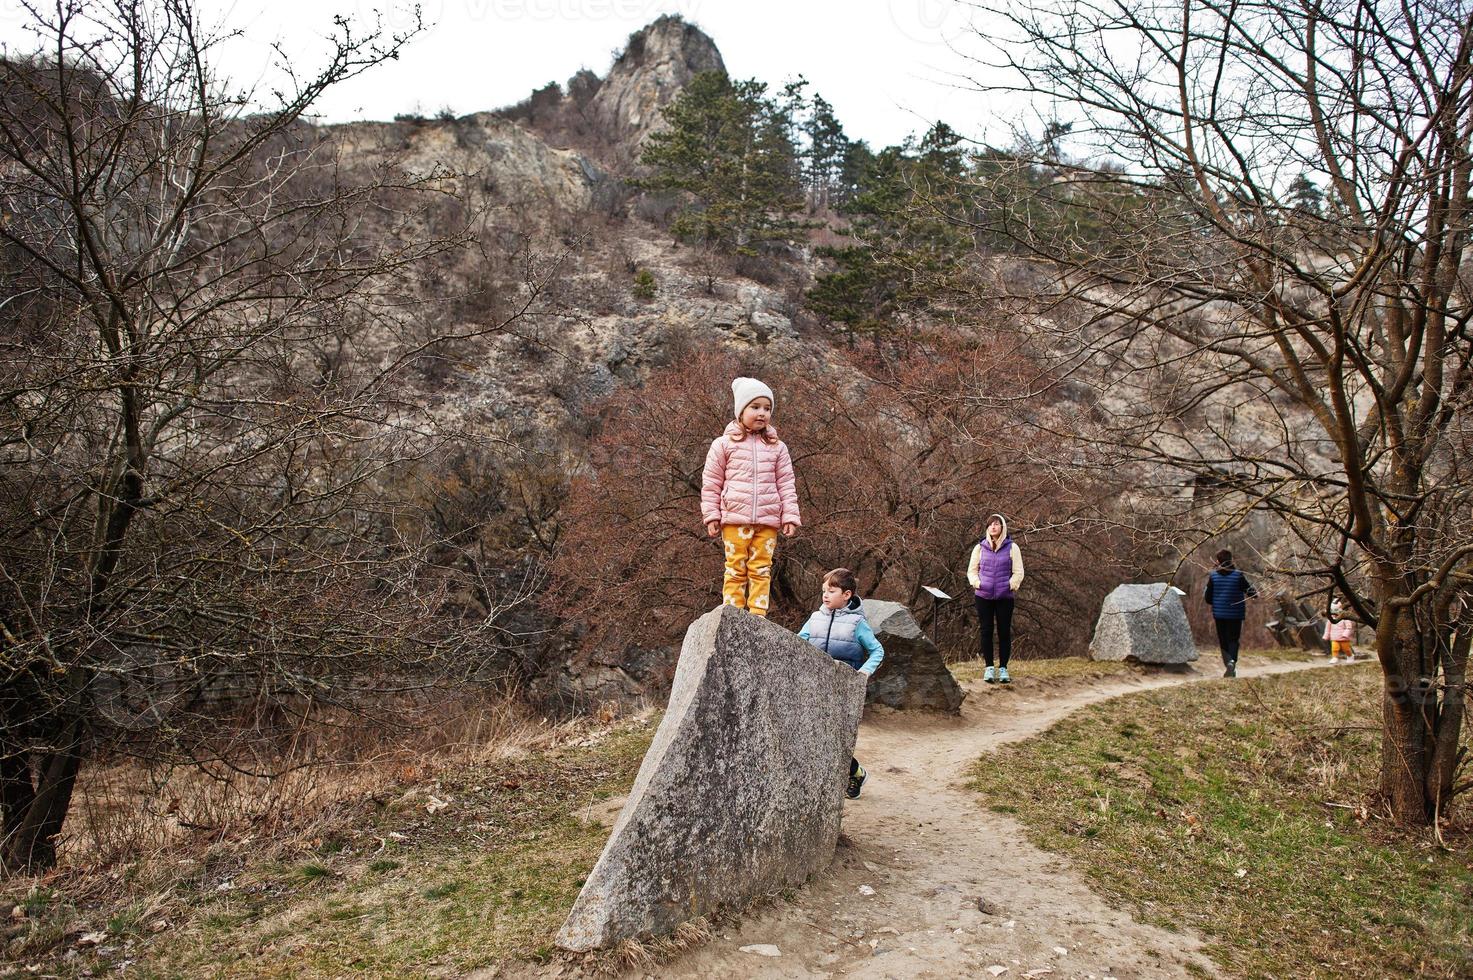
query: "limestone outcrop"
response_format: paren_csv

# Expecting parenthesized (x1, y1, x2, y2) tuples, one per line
(589, 15, 726, 153)
(556, 605, 867, 951)
(1088, 584, 1199, 664)
(332, 113, 597, 214)
(861, 600, 965, 713)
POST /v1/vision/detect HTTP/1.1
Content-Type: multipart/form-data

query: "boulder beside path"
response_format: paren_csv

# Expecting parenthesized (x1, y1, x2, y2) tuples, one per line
(556, 605, 867, 951)
(861, 599, 965, 714)
(1088, 583, 1199, 664)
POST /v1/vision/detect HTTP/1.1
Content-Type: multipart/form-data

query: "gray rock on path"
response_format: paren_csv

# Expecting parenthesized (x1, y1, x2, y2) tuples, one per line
(1088, 583, 1199, 664)
(556, 605, 867, 951)
(861, 600, 965, 714)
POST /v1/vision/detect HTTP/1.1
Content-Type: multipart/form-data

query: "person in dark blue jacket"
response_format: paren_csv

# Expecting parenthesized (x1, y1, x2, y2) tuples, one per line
(1204, 549, 1257, 677)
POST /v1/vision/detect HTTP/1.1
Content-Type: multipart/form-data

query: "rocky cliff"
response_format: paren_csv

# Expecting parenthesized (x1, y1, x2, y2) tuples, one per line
(494, 15, 724, 169)
(587, 15, 725, 157)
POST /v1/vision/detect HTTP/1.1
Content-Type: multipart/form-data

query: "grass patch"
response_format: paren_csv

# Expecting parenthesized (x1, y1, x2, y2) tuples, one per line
(157, 718, 654, 977)
(6, 716, 657, 978)
(967, 663, 1473, 979)
(422, 880, 462, 900)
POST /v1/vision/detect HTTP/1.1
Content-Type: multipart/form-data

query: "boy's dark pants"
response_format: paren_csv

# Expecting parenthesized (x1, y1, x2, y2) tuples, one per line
(1214, 617, 1243, 666)
(974, 596, 1015, 667)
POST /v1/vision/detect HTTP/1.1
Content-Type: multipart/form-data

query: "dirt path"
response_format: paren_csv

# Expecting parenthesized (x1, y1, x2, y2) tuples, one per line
(642, 656, 1327, 980)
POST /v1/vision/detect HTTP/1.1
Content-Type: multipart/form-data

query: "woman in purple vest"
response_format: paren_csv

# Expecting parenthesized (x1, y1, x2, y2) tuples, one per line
(966, 514, 1025, 683)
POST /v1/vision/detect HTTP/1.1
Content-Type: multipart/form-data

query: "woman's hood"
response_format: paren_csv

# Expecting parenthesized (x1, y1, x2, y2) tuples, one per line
(986, 512, 1010, 547)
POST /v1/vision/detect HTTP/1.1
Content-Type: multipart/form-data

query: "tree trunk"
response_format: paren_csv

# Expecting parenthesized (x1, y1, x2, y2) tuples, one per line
(0, 718, 83, 872)
(1376, 599, 1439, 826)
(1430, 629, 1469, 813)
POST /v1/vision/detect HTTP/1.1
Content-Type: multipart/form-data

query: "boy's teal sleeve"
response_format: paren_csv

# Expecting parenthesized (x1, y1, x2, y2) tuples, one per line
(854, 621, 885, 675)
(798, 625, 811, 641)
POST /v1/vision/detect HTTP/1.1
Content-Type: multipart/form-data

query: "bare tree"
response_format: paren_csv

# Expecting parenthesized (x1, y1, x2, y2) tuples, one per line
(960, 0, 1472, 824)
(0, 0, 531, 871)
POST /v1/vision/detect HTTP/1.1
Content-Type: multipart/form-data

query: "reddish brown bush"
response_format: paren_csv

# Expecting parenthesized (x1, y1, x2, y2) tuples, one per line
(547, 333, 1137, 665)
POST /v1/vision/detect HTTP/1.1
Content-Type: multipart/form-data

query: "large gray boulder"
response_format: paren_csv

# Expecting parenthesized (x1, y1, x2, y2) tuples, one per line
(1089, 584, 1199, 664)
(861, 600, 965, 714)
(556, 605, 867, 951)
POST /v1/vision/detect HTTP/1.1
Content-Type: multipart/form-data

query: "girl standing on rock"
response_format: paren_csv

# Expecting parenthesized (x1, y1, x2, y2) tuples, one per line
(701, 377, 800, 616)
(967, 513, 1024, 684)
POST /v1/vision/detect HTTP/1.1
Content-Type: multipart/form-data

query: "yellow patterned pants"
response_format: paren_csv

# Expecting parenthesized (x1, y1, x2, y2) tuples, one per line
(722, 524, 778, 616)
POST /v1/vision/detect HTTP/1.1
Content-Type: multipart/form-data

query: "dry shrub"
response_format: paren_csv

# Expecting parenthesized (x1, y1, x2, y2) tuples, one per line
(55, 691, 544, 872)
(547, 331, 1135, 665)
(731, 249, 791, 287)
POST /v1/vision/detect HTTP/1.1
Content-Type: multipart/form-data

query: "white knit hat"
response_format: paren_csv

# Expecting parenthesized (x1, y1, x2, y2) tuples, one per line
(731, 377, 774, 418)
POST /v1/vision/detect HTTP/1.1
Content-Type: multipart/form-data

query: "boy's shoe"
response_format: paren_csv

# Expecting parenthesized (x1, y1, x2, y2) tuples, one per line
(983, 666, 996, 684)
(1329, 655, 1340, 664)
(846, 764, 867, 799)
(1224, 661, 1237, 677)
(998, 667, 1011, 684)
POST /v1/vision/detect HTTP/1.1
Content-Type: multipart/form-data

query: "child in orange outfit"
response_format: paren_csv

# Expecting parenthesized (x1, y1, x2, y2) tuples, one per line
(700, 378, 800, 616)
(1323, 599, 1357, 663)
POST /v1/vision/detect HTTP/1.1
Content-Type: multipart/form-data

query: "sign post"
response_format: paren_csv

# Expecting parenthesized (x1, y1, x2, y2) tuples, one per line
(921, 585, 953, 650)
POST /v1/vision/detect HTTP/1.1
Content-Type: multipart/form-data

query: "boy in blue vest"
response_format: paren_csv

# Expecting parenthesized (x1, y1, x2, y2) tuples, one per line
(798, 567, 884, 799)
(1203, 549, 1258, 677)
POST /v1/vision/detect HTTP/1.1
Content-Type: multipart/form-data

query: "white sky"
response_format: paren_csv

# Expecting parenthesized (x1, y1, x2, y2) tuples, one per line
(0, 0, 1026, 149)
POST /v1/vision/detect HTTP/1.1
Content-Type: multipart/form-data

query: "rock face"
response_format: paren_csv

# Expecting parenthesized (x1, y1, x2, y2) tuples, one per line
(860, 600, 965, 714)
(332, 113, 597, 214)
(1089, 584, 1199, 664)
(556, 605, 867, 951)
(590, 15, 726, 152)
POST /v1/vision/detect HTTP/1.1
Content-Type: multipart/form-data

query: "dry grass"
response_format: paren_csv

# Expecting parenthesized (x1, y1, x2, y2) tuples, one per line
(1, 693, 652, 976)
(968, 662, 1473, 979)
(59, 692, 548, 871)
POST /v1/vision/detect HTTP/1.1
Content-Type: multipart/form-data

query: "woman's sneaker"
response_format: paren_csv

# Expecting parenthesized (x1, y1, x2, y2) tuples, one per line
(983, 666, 996, 684)
(999, 667, 1011, 684)
(846, 764, 867, 799)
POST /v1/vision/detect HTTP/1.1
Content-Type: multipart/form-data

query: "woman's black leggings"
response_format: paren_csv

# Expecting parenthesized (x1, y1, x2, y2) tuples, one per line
(975, 596, 1015, 667)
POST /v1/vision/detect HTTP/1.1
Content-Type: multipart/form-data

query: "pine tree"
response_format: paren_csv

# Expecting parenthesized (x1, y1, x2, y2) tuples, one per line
(833, 139, 874, 208)
(808, 122, 974, 336)
(801, 93, 848, 212)
(1287, 171, 1324, 217)
(640, 72, 804, 252)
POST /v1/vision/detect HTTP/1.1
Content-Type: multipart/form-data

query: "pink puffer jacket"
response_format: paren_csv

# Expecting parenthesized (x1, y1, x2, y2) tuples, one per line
(701, 421, 801, 530)
(1324, 618, 1356, 642)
